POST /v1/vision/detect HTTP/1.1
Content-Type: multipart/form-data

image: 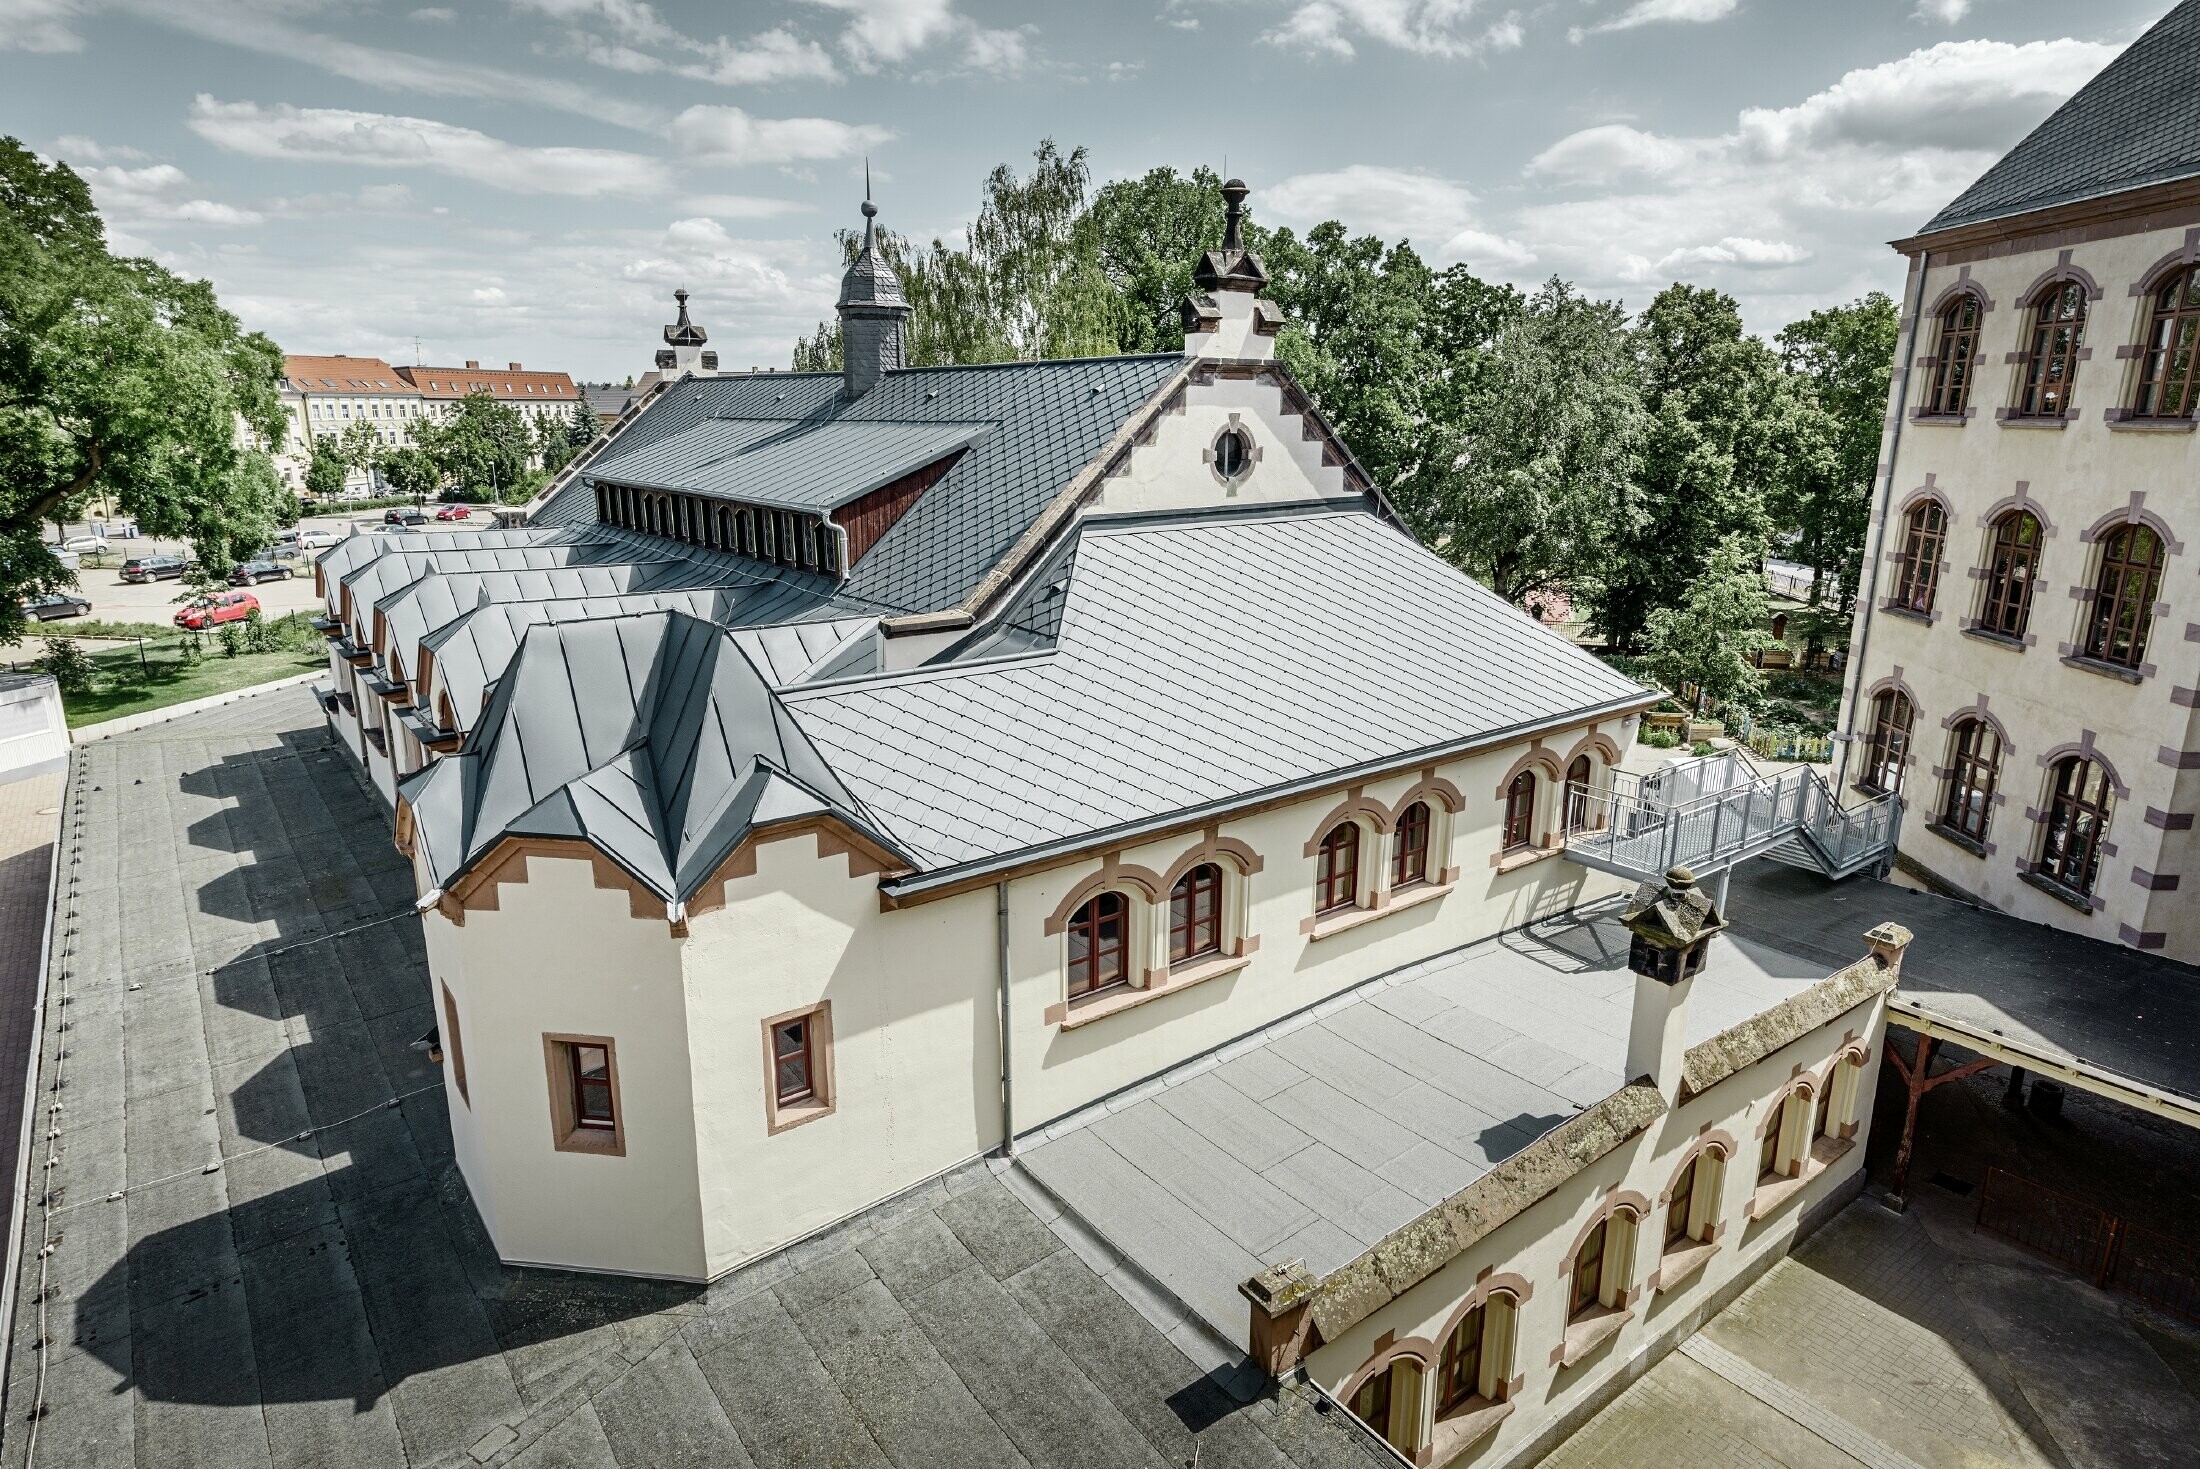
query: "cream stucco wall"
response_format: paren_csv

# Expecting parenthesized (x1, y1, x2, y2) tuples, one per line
(1305, 980, 1888, 1467)
(424, 853, 707, 1279)
(1844, 219, 2200, 957)
(1088, 375, 1356, 517)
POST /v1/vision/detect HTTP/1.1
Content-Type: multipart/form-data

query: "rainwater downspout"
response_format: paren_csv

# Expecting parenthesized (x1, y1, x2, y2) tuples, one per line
(1837, 247, 1929, 792)
(997, 879, 1017, 1156)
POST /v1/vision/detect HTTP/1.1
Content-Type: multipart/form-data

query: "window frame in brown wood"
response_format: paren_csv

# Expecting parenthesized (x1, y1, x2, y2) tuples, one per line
(1564, 754, 1593, 835)
(1923, 295, 1982, 415)
(1892, 500, 1945, 614)
(1665, 1155, 1697, 1246)
(772, 1015, 815, 1106)
(1391, 801, 1431, 889)
(2038, 755, 2113, 896)
(1502, 771, 1536, 854)
(1351, 1364, 1395, 1447)
(1570, 1217, 1607, 1319)
(571, 1042, 615, 1130)
(2082, 523, 2165, 669)
(1977, 511, 2041, 638)
(2133, 264, 2200, 419)
(1316, 822, 1360, 914)
(543, 1033, 625, 1156)
(1438, 1303, 1487, 1411)
(2013, 280, 2086, 418)
(1861, 690, 1913, 796)
(1066, 890, 1131, 998)
(1759, 1096, 1786, 1181)
(1169, 862, 1223, 966)
(1941, 718, 2001, 843)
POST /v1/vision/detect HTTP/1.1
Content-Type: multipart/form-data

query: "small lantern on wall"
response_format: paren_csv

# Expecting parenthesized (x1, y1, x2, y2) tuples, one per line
(1621, 864, 1727, 985)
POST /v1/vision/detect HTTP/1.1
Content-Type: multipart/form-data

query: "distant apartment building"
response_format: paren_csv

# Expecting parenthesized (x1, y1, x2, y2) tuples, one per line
(395, 360, 587, 442)
(274, 354, 428, 492)
(1839, 1, 2200, 959)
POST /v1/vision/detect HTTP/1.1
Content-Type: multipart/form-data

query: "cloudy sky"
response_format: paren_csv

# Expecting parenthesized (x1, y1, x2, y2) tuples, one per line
(2, 0, 2167, 380)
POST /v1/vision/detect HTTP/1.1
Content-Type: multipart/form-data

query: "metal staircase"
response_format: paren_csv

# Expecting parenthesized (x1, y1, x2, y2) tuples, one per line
(1565, 751, 1900, 885)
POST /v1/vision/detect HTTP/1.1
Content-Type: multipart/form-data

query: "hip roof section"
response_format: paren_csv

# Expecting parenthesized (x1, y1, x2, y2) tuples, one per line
(585, 416, 991, 514)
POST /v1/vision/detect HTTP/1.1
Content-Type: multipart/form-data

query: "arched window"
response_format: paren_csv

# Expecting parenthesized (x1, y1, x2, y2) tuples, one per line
(1169, 863, 1222, 965)
(2014, 280, 2086, 418)
(1391, 801, 1430, 888)
(2082, 524, 2166, 669)
(1066, 891, 1129, 998)
(1977, 511, 2042, 638)
(1758, 1095, 1789, 1181)
(2038, 756, 2113, 896)
(1666, 1154, 1704, 1247)
(1892, 500, 1945, 614)
(1438, 1303, 1485, 1411)
(2133, 264, 2200, 419)
(1502, 771, 1536, 853)
(1316, 823, 1360, 914)
(1923, 295, 1982, 415)
(1861, 691, 1912, 795)
(1814, 1077, 1835, 1140)
(1569, 1218, 1608, 1319)
(1350, 1366, 1399, 1450)
(1941, 718, 2001, 842)
(1564, 754, 1593, 835)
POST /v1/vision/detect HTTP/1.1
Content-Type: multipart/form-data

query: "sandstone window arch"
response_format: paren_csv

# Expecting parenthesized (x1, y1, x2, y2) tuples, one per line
(1922, 293, 1984, 415)
(1976, 510, 2042, 639)
(2132, 263, 2200, 419)
(2013, 279, 2087, 418)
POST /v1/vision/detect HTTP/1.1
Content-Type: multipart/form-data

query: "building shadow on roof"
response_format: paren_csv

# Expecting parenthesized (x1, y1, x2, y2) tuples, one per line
(1499, 897, 1627, 975)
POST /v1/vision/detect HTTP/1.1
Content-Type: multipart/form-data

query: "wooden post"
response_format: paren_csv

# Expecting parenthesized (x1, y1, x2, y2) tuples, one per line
(1885, 1033, 1936, 1211)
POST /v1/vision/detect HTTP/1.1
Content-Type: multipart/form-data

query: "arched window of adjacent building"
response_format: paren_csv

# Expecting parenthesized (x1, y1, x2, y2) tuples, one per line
(1977, 511, 2042, 638)
(1439, 1303, 1485, 1412)
(2133, 264, 2200, 419)
(1666, 1152, 1712, 1247)
(1892, 501, 1945, 614)
(1316, 822, 1360, 914)
(1169, 863, 1222, 966)
(1923, 295, 1982, 415)
(1564, 754, 1594, 835)
(1350, 1365, 1403, 1452)
(2082, 524, 2166, 669)
(1066, 891, 1129, 999)
(1570, 1218, 1609, 1319)
(1861, 691, 1913, 795)
(2038, 756, 2114, 896)
(1758, 1094, 1789, 1181)
(1502, 771, 1536, 853)
(1392, 801, 1431, 889)
(2014, 280, 2087, 418)
(1941, 718, 2001, 843)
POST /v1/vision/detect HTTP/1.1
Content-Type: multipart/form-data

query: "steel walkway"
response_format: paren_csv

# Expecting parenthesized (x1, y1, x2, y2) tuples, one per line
(1566, 751, 1901, 885)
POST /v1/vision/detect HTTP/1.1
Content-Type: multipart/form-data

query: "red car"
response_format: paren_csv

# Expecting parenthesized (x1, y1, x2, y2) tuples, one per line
(175, 589, 260, 630)
(434, 504, 473, 522)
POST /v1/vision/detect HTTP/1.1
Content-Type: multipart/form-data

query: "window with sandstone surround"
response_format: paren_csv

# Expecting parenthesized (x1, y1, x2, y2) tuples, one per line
(441, 982, 468, 1108)
(1977, 511, 2041, 638)
(1941, 718, 2001, 843)
(1392, 802, 1431, 889)
(1350, 1364, 1400, 1451)
(1860, 691, 1912, 796)
(2014, 281, 2086, 418)
(2081, 524, 2165, 670)
(2038, 755, 2113, 897)
(1067, 891, 1130, 998)
(1316, 822, 1360, 914)
(1891, 500, 1944, 614)
(543, 1034, 624, 1156)
(1923, 296, 1982, 415)
(1169, 863, 1222, 965)
(1502, 771, 1536, 854)
(1570, 1218, 1607, 1320)
(2133, 264, 2200, 419)
(1564, 755, 1593, 835)
(1758, 1095, 1788, 1182)
(762, 1002, 835, 1134)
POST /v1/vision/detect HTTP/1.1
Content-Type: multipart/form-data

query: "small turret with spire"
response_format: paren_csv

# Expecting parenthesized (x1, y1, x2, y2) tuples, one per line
(655, 288, 717, 375)
(1182, 176, 1284, 361)
(837, 166, 911, 399)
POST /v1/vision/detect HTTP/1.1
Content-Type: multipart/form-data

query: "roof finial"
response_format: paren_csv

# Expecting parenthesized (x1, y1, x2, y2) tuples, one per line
(861, 159, 877, 251)
(1220, 176, 1249, 255)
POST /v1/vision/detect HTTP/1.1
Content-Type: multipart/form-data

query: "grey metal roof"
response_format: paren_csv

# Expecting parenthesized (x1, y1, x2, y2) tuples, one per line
(338, 545, 638, 642)
(584, 416, 990, 514)
(408, 611, 903, 902)
(421, 591, 875, 734)
(315, 525, 603, 611)
(1917, 1, 2200, 235)
(1016, 901, 1827, 1349)
(543, 355, 1187, 612)
(787, 507, 1653, 873)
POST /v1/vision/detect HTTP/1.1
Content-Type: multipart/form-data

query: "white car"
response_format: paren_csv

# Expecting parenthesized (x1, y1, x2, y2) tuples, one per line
(51, 534, 107, 554)
(295, 528, 341, 550)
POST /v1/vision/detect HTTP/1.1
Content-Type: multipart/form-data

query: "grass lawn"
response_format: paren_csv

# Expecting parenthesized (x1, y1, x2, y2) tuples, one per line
(44, 623, 325, 728)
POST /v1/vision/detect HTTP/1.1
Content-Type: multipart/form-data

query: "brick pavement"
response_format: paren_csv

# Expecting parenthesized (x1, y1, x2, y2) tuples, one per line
(0, 771, 61, 1258)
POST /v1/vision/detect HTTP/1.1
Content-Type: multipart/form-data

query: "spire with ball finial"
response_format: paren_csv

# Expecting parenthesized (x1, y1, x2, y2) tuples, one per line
(1183, 175, 1282, 360)
(838, 164, 911, 397)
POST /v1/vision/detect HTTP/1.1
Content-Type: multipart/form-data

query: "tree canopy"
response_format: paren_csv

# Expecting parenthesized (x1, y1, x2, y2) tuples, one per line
(416, 391, 531, 500)
(1, 137, 289, 638)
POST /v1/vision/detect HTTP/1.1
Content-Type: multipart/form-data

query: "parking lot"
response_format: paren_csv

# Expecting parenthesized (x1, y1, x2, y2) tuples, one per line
(39, 507, 492, 628)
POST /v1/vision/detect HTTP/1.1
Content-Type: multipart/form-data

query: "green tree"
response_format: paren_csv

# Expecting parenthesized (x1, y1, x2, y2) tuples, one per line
(1082, 164, 1231, 353)
(376, 444, 440, 501)
(0, 137, 288, 636)
(1406, 278, 1638, 606)
(1586, 285, 1786, 650)
(1642, 533, 1780, 710)
(536, 411, 578, 474)
(337, 419, 381, 480)
(304, 435, 348, 499)
(565, 401, 596, 455)
(418, 389, 530, 499)
(1775, 292, 1899, 608)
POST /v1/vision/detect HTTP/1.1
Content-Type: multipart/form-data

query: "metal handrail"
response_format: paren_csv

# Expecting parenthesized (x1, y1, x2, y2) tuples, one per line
(1566, 759, 1899, 879)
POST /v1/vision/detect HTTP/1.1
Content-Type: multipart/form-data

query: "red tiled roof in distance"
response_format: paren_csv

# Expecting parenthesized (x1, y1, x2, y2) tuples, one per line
(397, 364, 582, 401)
(280, 354, 422, 395)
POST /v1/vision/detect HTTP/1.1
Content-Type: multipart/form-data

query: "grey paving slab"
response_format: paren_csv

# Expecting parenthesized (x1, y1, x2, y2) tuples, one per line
(591, 1337, 756, 1469)
(1088, 1101, 1314, 1257)
(1153, 1070, 1308, 1172)
(686, 1287, 892, 1469)
(1265, 1075, 1420, 1172)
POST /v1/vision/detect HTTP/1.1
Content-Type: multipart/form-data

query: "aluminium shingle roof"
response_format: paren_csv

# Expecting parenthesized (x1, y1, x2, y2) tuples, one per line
(785, 507, 1652, 874)
(584, 416, 991, 514)
(1916, 1, 2200, 235)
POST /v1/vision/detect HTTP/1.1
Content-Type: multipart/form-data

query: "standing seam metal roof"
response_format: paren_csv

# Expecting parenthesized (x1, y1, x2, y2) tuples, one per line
(582, 416, 991, 513)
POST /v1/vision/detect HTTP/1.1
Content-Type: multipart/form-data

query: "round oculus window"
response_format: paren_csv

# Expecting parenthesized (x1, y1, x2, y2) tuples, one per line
(1213, 427, 1252, 480)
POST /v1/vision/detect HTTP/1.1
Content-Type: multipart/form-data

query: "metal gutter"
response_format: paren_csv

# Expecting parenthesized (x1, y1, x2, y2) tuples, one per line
(0, 769, 66, 1439)
(880, 688, 1661, 903)
(996, 881, 1016, 1157)
(1835, 247, 1929, 791)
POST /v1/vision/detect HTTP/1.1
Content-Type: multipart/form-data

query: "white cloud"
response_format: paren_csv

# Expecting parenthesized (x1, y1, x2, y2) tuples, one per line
(265, 184, 418, 217)
(512, 0, 681, 45)
(1265, 164, 1535, 269)
(188, 97, 675, 197)
(685, 193, 814, 220)
(521, 0, 841, 85)
(0, 0, 84, 51)
(799, 0, 959, 67)
(962, 24, 1031, 73)
(1261, 0, 1528, 61)
(668, 105, 891, 167)
(1526, 124, 1700, 183)
(1655, 236, 1810, 271)
(53, 134, 149, 164)
(411, 6, 454, 19)
(80, 162, 264, 226)
(1575, 0, 1738, 42)
(471, 285, 509, 304)
(1912, 0, 1969, 22)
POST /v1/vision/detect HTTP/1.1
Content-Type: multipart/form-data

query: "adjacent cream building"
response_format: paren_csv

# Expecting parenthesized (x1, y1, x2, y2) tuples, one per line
(1840, 2, 2200, 961)
(274, 354, 428, 492)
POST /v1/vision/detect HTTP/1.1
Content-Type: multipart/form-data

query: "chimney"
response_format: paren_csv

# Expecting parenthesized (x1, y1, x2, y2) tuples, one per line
(1620, 866, 1727, 1102)
(1182, 178, 1283, 362)
(508, 361, 523, 371)
(659, 288, 714, 377)
(464, 360, 479, 369)
(837, 174, 911, 400)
